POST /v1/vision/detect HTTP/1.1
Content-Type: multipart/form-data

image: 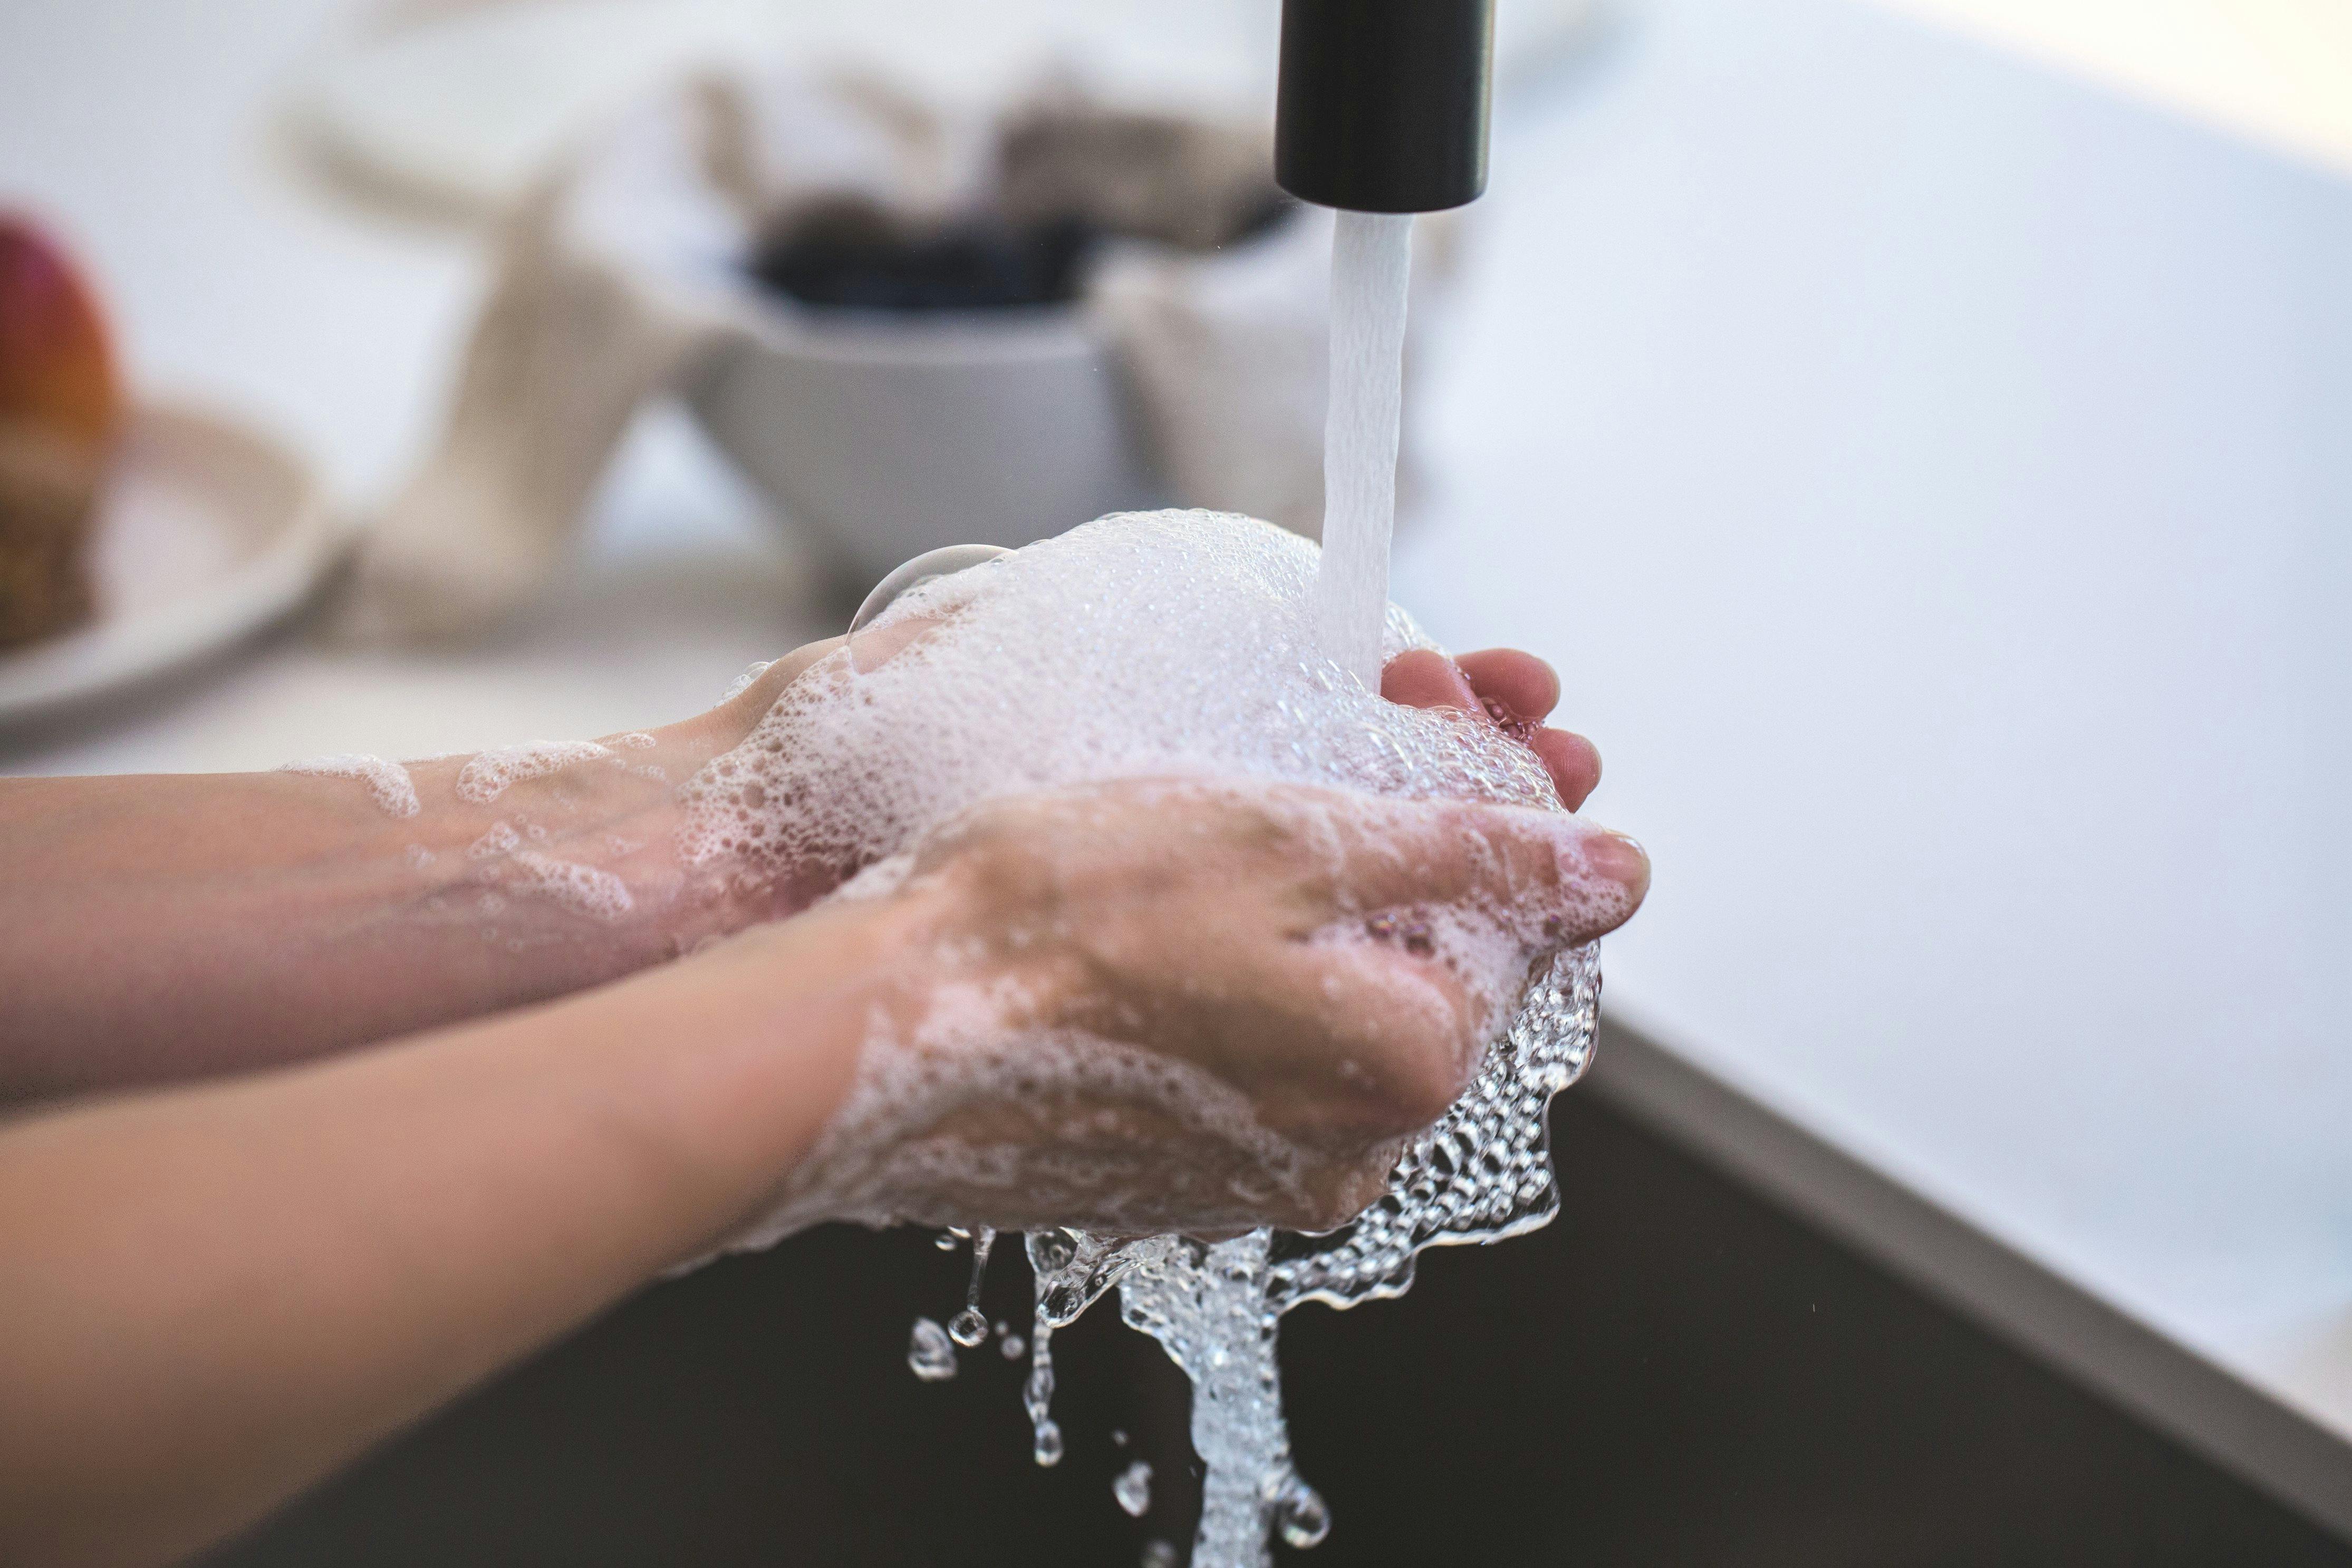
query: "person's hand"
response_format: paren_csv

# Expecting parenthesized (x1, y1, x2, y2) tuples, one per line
(383, 628, 1623, 1054)
(772, 772, 1647, 1240)
(371, 635, 859, 972)
(1382, 645, 1603, 809)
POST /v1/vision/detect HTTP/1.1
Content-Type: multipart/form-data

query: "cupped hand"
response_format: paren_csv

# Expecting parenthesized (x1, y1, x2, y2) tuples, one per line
(712, 636, 1603, 811)
(786, 775, 1648, 1238)
(412, 629, 1625, 999)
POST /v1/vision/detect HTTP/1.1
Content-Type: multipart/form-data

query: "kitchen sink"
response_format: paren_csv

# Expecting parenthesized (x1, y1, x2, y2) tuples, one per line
(203, 1029, 2352, 1567)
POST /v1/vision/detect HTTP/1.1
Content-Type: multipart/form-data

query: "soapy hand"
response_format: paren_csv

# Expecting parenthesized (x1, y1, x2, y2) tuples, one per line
(1381, 646, 1603, 810)
(716, 617, 1648, 1239)
(802, 774, 1646, 1237)
(683, 628, 1613, 904)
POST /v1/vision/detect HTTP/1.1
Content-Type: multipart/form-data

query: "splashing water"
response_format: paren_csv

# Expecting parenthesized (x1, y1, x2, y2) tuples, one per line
(898, 935, 1604, 1563)
(1014, 943, 1602, 1565)
(906, 1317, 957, 1383)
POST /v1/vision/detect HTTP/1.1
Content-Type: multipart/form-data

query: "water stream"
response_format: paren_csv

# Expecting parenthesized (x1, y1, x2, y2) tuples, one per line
(1311, 211, 1416, 691)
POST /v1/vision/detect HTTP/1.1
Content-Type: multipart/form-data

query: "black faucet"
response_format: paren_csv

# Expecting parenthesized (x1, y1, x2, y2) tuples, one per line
(1275, 0, 1497, 214)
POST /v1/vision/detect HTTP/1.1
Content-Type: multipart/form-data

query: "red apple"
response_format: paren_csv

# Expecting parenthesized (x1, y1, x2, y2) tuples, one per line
(0, 215, 120, 453)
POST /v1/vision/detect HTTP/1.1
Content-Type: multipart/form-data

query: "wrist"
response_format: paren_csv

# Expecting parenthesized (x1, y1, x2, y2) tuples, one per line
(386, 713, 814, 993)
(565, 873, 960, 1257)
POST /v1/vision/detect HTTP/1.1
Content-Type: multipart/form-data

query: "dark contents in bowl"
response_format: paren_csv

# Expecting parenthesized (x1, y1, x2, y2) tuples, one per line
(748, 190, 1294, 314)
(750, 197, 1099, 312)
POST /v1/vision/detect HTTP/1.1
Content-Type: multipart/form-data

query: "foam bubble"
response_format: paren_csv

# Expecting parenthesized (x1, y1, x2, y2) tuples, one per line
(455, 740, 615, 805)
(467, 821, 522, 860)
(678, 510, 1560, 885)
(507, 848, 634, 922)
(279, 754, 420, 819)
(720, 660, 776, 702)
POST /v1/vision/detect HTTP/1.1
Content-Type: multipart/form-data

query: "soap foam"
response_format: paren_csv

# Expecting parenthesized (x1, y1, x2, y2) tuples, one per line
(455, 740, 615, 804)
(279, 754, 420, 819)
(678, 510, 1565, 885)
(507, 848, 635, 922)
(467, 821, 522, 860)
(679, 510, 1616, 1566)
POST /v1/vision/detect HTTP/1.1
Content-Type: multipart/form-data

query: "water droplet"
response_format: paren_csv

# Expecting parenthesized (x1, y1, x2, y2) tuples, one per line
(1030, 1227, 1078, 1272)
(946, 1226, 996, 1347)
(1140, 1542, 1181, 1568)
(1113, 1459, 1153, 1517)
(1112, 1428, 1129, 1447)
(906, 1317, 956, 1382)
(933, 1231, 959, 1251)
(1000, 1333, 1026, 1359)
(1032, 1418, 1065, 1467)
(1274, 1476, 1330, 1548)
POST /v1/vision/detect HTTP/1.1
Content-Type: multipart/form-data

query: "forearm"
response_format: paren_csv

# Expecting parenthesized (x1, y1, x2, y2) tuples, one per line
(0, 772, 621, 1097)
(0, 889, 910, 1568)
(0, 684, 823, 1101)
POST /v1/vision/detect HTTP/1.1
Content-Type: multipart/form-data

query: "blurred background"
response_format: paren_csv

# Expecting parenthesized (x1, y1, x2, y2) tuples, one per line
(3, 0, 2349, 1562)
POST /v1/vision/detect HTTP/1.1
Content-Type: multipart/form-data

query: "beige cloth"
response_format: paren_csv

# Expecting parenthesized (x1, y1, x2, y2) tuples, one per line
(341, 69, 1453, 643)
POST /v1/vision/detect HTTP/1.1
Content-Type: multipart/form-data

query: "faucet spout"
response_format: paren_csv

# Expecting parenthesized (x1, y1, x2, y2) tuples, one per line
(1274, 0, 1497, 215)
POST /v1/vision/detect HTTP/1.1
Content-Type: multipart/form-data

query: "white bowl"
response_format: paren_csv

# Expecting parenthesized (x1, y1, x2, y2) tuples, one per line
(685, 297, 1163, 588)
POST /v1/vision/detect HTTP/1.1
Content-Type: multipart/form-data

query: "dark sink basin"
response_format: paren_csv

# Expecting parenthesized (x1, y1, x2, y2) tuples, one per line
(201, 1034, 2352, 1567)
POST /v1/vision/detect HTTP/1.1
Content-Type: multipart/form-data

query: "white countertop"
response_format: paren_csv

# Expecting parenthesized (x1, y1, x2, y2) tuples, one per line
(1395, 0, 2352, 1445)
(5, 0, 2348, 1497)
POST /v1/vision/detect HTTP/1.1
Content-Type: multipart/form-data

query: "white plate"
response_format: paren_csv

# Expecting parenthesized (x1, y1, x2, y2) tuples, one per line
(0, 403, 347, 726)
(286, 0, 1603, 218)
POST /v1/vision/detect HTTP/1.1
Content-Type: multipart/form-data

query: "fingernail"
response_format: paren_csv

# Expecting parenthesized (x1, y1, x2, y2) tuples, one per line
(1580, 831, 1649, 892)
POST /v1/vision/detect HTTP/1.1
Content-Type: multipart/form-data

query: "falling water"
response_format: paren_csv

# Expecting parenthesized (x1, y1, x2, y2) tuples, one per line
(1313, 210, 1415, 689)
(911, 945, 1603, 1565)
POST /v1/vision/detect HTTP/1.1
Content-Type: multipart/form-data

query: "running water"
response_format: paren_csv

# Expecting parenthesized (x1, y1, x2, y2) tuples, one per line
(1313, 211, 1415, 689)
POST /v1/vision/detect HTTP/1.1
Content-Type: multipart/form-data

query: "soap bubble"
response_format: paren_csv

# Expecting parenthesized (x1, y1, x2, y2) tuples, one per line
(1273, 1476, 1329, 1550)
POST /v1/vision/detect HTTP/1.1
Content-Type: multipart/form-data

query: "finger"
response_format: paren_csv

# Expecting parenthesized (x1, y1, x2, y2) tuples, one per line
(1381, 648, 1478, 711)
(1529, 727, 1602, 810)
(708, 636, 844, 732)
(1289, 938, 1490, 1133)
(847, 614, 942, 673)
(1305, 791, 1649, 946)
(1454, 649, 1560, 723)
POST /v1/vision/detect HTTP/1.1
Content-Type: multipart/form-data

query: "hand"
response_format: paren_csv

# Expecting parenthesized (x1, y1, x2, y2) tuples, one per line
(772, 773, 1647, 1239)
(1382, 645, 1603, 809)
(671, 631, 1612, 915)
